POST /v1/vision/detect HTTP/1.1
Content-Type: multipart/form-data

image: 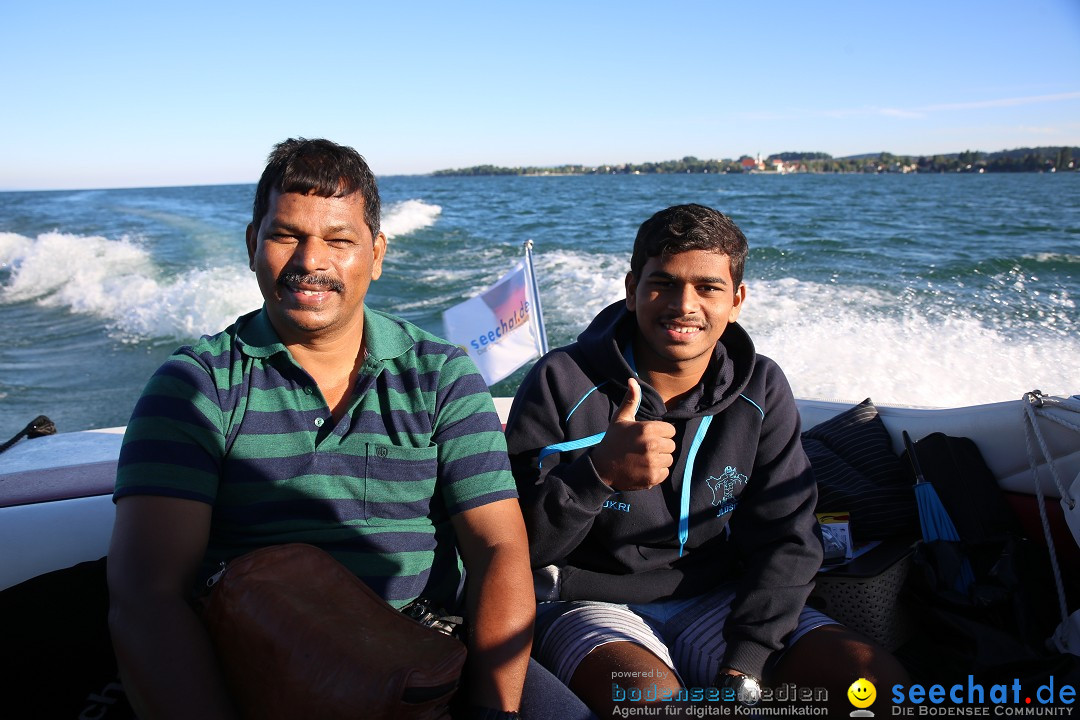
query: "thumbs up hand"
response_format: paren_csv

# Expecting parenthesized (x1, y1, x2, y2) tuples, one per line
(591, 378, 676, 492)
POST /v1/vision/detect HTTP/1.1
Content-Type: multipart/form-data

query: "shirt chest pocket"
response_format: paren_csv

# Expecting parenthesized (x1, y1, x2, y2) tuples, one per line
(363, 443, 439, 526)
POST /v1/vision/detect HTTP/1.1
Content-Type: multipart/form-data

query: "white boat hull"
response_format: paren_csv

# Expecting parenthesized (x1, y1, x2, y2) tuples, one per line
(2, 396, 1078, 592)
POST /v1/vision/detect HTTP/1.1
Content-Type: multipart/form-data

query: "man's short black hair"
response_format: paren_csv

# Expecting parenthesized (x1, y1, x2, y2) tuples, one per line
(252, 138, 381, 237)
(630, 204, 748, 288)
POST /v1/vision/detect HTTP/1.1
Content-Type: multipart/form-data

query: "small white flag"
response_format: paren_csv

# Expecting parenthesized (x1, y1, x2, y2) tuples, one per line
(443, 253, 546, 386)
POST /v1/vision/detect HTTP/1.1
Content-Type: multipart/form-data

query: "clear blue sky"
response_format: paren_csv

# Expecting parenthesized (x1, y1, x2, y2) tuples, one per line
(3, 0, 1078, 190)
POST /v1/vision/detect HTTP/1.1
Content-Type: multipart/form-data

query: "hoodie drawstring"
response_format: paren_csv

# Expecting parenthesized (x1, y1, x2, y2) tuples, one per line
(679, 415, 713, 557)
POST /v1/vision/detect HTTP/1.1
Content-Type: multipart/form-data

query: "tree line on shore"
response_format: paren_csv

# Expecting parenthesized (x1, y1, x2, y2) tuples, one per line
(433, 147, 1077, 176)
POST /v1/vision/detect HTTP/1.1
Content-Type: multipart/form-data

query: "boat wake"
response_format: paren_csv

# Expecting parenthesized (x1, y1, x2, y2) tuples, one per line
(1, 226, 1075, 407)
(0, 201, 445, 343)
(532, 250, 1079, 407)
(382, 200, 441, 239)
(0, 230, 261, 342)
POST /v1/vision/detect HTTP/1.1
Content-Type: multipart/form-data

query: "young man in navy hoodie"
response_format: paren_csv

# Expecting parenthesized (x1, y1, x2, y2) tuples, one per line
(505, 204, 905, 714)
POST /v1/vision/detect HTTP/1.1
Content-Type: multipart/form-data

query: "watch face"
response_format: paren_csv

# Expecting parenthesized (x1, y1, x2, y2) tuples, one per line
(722, 674, 761, 706)
(739, 676, 761, 706)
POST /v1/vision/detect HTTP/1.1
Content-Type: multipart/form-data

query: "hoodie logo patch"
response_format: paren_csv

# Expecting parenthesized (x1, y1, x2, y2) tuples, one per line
(706, 466, 748, 517)
(603, 492, 631, 513)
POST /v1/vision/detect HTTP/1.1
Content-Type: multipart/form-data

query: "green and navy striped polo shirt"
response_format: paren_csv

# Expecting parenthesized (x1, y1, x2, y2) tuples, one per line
(115, 307, 517, 609)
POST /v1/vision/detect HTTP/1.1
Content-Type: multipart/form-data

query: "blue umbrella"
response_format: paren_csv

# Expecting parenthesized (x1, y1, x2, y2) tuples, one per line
(904, 431, 976, 594)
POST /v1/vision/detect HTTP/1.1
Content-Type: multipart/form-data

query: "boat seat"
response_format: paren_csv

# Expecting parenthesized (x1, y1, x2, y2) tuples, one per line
(0, 429, 122, 591)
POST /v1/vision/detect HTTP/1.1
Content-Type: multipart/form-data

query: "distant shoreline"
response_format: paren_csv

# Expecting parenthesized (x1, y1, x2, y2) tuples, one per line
(433, 146, 1078, 177)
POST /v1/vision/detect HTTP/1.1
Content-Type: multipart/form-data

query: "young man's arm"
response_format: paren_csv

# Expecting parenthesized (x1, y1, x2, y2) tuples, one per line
(452, 499, 534, 713)
(505, 355, 623, 567)
(107, 495, 237, 720)
(723, 364, 823, 678)
(508, 360, 676, 569)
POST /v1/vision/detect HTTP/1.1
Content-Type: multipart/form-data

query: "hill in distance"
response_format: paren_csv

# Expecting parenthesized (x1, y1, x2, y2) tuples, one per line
(433, 147, 1078, 176)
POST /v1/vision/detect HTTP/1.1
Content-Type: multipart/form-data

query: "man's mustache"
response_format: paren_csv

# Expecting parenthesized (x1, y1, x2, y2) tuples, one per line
(278, 272, 345, 293)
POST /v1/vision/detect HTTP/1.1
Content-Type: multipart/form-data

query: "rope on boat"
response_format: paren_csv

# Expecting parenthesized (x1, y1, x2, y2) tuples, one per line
(0, 415, 57, 455)
(1022, 390, 1080, 653)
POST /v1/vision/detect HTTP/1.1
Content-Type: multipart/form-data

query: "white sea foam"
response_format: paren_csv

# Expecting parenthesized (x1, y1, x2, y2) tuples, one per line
(1027, 252, 1080, 264)
(531, 255, 1078, 407)
(2, 228, 1075, 407)
(416, 267, 475, 286)
(0, 231, 261, 341)
(533, 249, 627, 330)
(382, 199, 441, 239)
(745, 279, 1078, 407)
(391, 266, 475, 313)
(0, 232, 33, 267)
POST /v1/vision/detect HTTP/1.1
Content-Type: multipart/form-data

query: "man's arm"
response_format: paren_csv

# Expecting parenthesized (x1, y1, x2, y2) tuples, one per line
(589, 378, 675, 491)
(427, 347, 533, 712)
(505, 374, 608, 567)
(107, 495, 237, 720)
(452, 498, 534, 713)
(507, 368, 675, 568)
(722, 366, 823, 678)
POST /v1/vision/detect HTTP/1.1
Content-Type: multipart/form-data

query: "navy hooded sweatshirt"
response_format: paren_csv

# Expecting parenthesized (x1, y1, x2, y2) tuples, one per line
(505, 301, 823, 677)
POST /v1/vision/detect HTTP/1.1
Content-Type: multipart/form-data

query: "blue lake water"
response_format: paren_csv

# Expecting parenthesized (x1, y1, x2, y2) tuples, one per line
(1, 173, 1077, 435)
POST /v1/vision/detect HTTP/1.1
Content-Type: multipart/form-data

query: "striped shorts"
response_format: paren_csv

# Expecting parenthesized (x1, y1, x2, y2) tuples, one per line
(533, 585, 835, 688)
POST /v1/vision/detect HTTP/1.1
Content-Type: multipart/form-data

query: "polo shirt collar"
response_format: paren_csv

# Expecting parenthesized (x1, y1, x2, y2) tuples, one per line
(235, 306, 413, 361)
(363, 308, 413, 361)
(235, 308, 287, 358)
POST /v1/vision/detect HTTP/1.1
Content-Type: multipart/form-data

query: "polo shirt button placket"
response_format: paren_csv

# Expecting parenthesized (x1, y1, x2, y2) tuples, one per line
(314, 417, 325, 428)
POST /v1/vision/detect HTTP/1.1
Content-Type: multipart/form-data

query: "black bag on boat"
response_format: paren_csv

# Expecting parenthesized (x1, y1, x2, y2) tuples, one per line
(900, 536, 1076, 688)
(903, 432, 1019, 545)
(897, 433, 1070, 685)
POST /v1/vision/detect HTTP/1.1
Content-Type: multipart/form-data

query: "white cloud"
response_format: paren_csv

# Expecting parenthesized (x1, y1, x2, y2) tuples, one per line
(742, 91, 1080, 124)
(920, 92, 1080, 112)
(878, 108, 925, 119)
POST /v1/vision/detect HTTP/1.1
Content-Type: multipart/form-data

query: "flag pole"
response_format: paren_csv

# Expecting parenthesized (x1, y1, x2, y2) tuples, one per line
(523, 240, 549, 355)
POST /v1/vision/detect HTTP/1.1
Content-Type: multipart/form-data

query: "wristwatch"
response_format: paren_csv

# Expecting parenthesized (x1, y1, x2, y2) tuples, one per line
(532, 564, 561, 602)
(717, 672, 762, 706)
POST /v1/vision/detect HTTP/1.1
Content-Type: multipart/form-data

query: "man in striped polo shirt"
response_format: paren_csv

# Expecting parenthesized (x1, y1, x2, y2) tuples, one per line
(107, 139, 536, 720)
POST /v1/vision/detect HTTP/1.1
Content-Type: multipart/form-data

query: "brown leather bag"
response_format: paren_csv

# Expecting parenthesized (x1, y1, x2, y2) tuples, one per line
(200, 543, 466, 720)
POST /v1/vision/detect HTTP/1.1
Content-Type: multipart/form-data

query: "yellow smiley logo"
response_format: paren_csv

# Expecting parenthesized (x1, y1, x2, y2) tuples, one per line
(847, 678, 876, 709)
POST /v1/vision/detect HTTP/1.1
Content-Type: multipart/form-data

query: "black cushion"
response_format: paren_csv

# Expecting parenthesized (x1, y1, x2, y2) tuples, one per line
(802, 398, 918, 540)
